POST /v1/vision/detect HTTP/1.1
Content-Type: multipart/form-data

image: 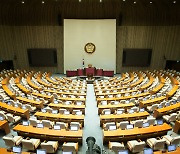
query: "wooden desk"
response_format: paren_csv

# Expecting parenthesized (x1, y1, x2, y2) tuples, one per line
(13, 124, 83, 143)
(36, 73, 52, 87)
(130, 72, 144, 87)
(26, 74, 42, 91)
(151, 74, 165, 94)
(140, 73, 154, 90)
(0, 148, 30, 154)
(48, 103, 85, 114)
(139, 96, 166, 108)
(97, 92, 150, 105)
(0, 120, 10, 134)
(16, 97, 43, 109)
(154, 147, 180, 154)
(153, 102, 180, 118)
(44, 89, 86, 96)
(46, 73, 60, 85)
(95, 89, 137, 97)
(100, 111, 149, 126)
(103, 123, 171, 142)
(121, 72, 134, 85)
(34, 112, 84, 125)
(98, 103, 135, 114)
(2, 84, 16, 100)
(0, 102, 30, 119)
(173, 120, 180, 133)
(166, 85, 179, 99)
(32, 92, 54, 102)
(15, 76, 31, 94)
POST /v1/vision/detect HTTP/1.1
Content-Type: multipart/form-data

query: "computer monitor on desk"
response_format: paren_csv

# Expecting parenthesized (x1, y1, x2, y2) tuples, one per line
(37, 123, 44, 128)
(168, 144, 176, 152)
(144, 148, 153, 154)
(53, 125, 61, 130)
(157, 119, 163, 125)
(143, 122, 150, 128)
(13, 146, 22, 153)
(126, 124, 134, 130)
(22, 121, 29, 126)
(118, 150, 129, 154)
(0, 116, 4, 121)
(37, 149, 47, 154)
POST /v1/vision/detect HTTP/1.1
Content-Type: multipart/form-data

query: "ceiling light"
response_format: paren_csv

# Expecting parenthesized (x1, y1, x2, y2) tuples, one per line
(79, 0, 81, 2)
(21, 1, 24, 3)
(123, 0, 126, 2)
(173, 1, 176, 3)
(133, 1, 136, 4)
(42, 1, 45, 3)
(150, 1, 152, 4)
(100, 0, 102, 3)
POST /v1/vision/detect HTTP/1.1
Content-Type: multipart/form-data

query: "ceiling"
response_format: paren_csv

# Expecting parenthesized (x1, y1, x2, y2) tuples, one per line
(0, 0, 179, 26)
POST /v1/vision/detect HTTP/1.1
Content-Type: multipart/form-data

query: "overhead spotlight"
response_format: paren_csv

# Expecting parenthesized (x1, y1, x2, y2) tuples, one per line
(133, 1, 136, 4)
(21, 1, 24, 3)
(173, 1, 176, 3)
(42, 1, 45, 4)
(79, 0, 81, 2)
(100, 0, 102, 2)
(150, 1, 152, 4)
(123, 0, 126, 2)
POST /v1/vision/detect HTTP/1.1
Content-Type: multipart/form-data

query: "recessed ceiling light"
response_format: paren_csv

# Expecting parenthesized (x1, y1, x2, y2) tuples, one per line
(123, 0, 126, 2)
(133, 1, 136, 4)
(150, 1, 152, 4)
(173, 1, 176, 3)
(42, 1, 45, 3)
(100, 0, 102, 3)
(21, 1, 24, 3)
(79, 0, 81, 2)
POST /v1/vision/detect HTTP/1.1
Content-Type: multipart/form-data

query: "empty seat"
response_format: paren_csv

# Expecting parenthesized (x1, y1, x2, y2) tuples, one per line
(59, 109, 67, 114)
(131, 119, 143, 128)
(56, 122, 68, 129)
(163, 113, 177, 123)
(62, 142, 78, 154)
(6, 113, 21, 123)
(109, 141, 125, 153)
(118, 121, 129, 130)
(145, 116, 156, 125)
(3, 136, 23, 148)
(147, 137, 166, 150)
(42, 120, 54, 128)
(70, 122, 81, 131)
(147, 104, 158, 112)
(102, 109, 111, 115)
(29, 118, 41, 127)
(72, 110, 82, 115)
(127, 140, 146, 153)
(22, 138, 40, 151)
(163, 135, 180, 146)
(103, 122, 117, 131)
(25, 104, 36, 112)
(116, 108, 125, 114)
(41, 141, 59, 153)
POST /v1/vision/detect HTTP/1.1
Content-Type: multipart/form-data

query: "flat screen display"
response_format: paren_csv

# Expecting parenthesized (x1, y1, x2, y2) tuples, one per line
(13, 146, 21, 153)
(144, 148, 153, 154)
(126, 124, 134, 129)
(54, 125, 61, 130)
(168, 144, 176, 152)
(118, 150, 128, 154)
(37, 149, 47, 154)
(27, 48, 57, 67)
(123, 49, 152, 67)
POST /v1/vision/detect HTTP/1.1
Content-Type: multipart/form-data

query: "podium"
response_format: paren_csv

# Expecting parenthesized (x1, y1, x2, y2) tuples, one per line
(85, 67, 95, 77)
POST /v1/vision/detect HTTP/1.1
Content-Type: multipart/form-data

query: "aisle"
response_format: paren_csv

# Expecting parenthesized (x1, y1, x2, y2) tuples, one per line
(81, 84, 103, 153)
